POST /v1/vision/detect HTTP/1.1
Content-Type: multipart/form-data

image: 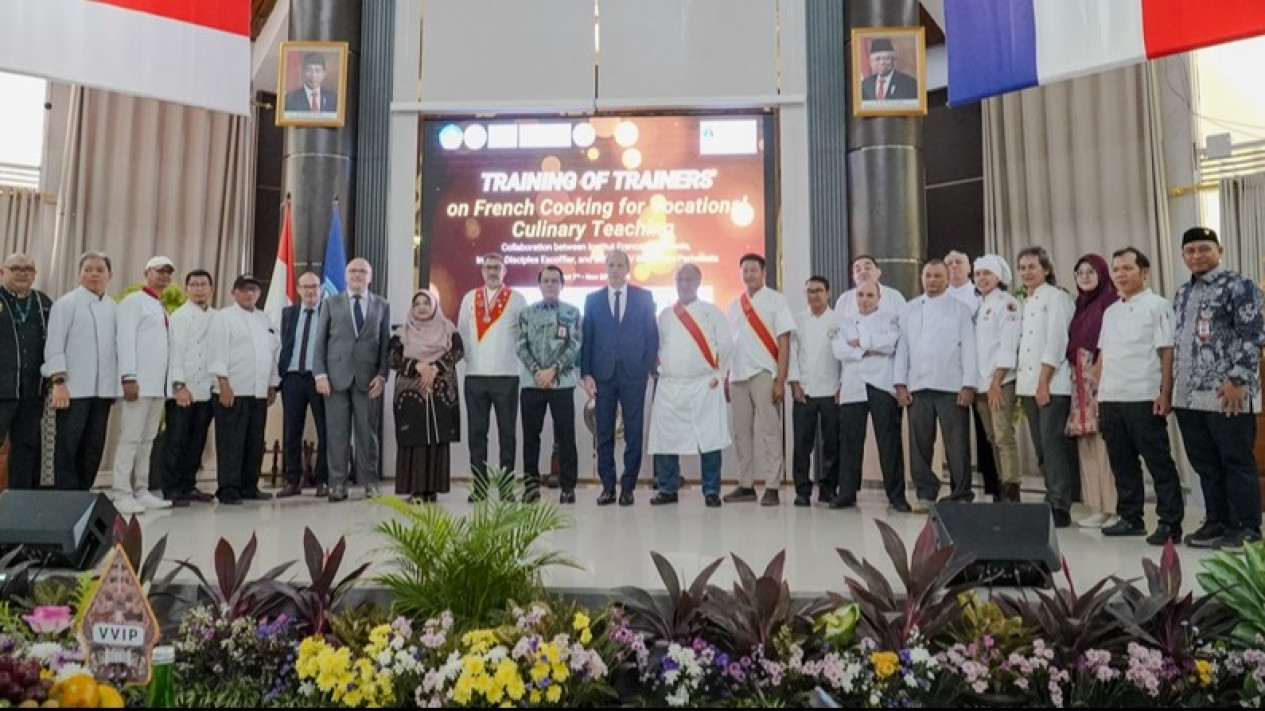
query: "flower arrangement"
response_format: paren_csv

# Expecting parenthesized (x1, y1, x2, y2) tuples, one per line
(173, 605, 300, 707)
(294, 619, 414, 708)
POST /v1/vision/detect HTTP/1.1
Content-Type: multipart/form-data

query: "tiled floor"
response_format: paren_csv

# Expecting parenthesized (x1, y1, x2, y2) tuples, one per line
(131, 480, 1222, 597)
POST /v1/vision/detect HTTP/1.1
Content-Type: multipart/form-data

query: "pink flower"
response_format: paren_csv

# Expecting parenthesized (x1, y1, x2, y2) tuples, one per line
(24, 606, 73, 635)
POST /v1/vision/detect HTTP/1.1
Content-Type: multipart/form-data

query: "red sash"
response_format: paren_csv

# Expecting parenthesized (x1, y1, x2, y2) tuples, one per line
(474, 287, 512, 342)
(740, 293, 778, 360)
(673, 302, 717, 370)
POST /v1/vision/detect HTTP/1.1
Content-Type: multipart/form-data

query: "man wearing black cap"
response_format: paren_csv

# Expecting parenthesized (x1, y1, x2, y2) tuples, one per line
(860, 38, 919, 101)
(1172, 227, 1265, 551)
(207, 275, 280, 504)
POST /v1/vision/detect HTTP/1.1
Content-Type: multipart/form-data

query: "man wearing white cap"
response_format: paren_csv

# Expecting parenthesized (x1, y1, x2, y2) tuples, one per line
(111, 256, 176, 513)
(972, 254, 1023, 502)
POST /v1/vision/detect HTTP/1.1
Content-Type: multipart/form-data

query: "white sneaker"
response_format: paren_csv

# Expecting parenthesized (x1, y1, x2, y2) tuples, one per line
(1102, 515, 1121, 529)
(1078, 512, 1108, 528)
(135, 491, 173, 510)
(113, 496, 146, 515)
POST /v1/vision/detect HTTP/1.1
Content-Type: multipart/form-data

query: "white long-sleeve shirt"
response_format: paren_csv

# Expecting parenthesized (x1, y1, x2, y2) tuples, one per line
(835, 284, 906, 320)
(168, 301, 217, 401)
(894, 293, 977, 393)
(208, 304, 280, 397)
(1016, 283, 1074, 397)
(975, 289, 1021, 388)
(788, 307, 841, 398)
(116, 290, 170, 397)
(42, 286, 120, 399)
(457, 286, 527, 377)
(834, 310, 900, 403)
(726, 287, 795, 382)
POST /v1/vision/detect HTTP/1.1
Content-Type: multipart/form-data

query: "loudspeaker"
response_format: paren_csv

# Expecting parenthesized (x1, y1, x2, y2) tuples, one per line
(928, 501, 1061, 587)
(0, 491, 118, 570)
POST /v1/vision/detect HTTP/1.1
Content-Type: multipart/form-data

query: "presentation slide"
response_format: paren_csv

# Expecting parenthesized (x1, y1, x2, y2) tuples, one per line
(418, 113, 776, 316)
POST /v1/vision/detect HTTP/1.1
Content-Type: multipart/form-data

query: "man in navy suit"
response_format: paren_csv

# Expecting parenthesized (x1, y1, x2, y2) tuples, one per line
(284, 52, 339, 114)
(276, 272, 328, 498)
(581, 250, 658, 506)
(859, 38, 919, 101)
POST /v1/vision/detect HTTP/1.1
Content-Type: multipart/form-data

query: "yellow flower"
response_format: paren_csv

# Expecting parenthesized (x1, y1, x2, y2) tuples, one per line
(530, 662, 551, 682)
(453, 676, 475, 705)
(505, 672, 527, 701)
(1195, 658, 1214, 687)
(870, 651, 900, 680)
(573, 611, 591, 631)
(530, 689, 543, 704)
(580, 628, 593, 645)
(546, 684, 563, 703)
(540, 642, 561, 664)
(552, 663, 570, 683)
(315, 671, 338, 692)
(344, 688, 363, 707)
(463, 655, 486, 675)
(462, 629, 500, 653)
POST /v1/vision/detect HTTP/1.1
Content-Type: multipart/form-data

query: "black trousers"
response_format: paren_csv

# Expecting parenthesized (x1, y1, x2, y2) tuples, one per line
(908, 389, 973, 502)
(0, 397, 44, 490)
(521, 387, 578, 492)
(972, 405, 1000, 495)
(792, 396, 840, 498)
(465, 376, 519, 484)
(1176, 408, 1261, 532)
(54, 398, 114, 491)
(214, 397, 268, 500)
(839, 385, 907, 505)
(280, 372, 328, 486)
(161, 399, 214, 498)
(1099, 402, 1185, 528)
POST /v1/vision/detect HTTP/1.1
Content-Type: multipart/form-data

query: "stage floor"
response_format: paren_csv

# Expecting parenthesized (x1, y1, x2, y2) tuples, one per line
(130, 479, 1221, 597)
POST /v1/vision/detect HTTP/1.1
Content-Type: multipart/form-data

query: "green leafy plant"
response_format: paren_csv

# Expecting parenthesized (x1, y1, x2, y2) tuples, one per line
(615, 551, 723, 643)
(704, 550, 828, 656)
(115, 282, 187, 313)
(1197, 540, 1265, 645)
(274, 527, 370, 637)
(327, 602, 390, 651)
(170, 534, 295, 620)
(1110, 541, 1236, 666)
(835, 520, 974, 650)
(373, 467, 576, 627)
(954, 592, 1031, 654)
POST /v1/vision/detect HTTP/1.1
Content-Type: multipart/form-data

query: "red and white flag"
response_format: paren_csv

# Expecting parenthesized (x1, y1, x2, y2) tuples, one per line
(264, 199, 297, 328)
(0, 0, 250, 115)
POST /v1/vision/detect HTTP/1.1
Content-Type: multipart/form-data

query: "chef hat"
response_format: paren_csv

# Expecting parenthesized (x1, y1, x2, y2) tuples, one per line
(972, 254, 1012, 286)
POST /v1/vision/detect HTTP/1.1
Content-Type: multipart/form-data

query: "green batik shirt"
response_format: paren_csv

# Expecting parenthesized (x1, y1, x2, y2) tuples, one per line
(516, 300, 582, 389)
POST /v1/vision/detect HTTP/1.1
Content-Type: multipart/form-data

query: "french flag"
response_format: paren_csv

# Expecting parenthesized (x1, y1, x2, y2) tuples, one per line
(946, 0, 1265, 105)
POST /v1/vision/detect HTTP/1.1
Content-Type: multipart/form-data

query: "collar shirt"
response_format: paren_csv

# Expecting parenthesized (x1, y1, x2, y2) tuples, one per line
(834, 310, 900, 403)
(42, 286, 120, 398)
(1172, 266, 1265, 412)
(516, 300, 582, 389)
(168, 302, 217, 401)
(207, 304, 280, 397)
(836, 284, 906, 320)
(726, 287, 795, 382)
(947, 282, 980, 310)
(789, 307, 841, 398)
(975, 289, 1021, 387)
(288, 304, 321, 373)
(1016, 283, 1074, 397)
(894, 293, 977, 393)
(458, 286, 528, 377)
(1098, 289, 1174, 403)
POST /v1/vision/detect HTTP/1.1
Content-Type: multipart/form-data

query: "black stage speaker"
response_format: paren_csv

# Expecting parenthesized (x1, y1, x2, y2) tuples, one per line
(0, 491, 117, 570)
(928, 501, 1061, 587)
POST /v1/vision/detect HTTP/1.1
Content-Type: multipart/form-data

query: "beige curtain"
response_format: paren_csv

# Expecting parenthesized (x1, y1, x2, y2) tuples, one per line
(0, 187, 42, 256)
(1219, 172, 1265, 284)
(46, 86, 254, 300)
(983, 62, 1174, 293)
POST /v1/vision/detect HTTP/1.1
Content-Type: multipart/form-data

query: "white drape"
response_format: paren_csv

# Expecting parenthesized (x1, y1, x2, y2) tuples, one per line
(1218, 172, 1265, 284)
(0, 187, 42, 256)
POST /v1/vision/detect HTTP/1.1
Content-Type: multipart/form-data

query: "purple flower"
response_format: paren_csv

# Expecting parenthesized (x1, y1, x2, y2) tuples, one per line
(536, 678, 551, 689)
(717, 653, 730, 669)
(663, 657, 679, 672)
(899, 649, 913, 665)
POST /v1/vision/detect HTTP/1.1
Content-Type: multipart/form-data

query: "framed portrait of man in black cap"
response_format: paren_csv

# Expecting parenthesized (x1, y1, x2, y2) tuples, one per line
(851, 27, 927, 117)
(277, 41, 349, 128)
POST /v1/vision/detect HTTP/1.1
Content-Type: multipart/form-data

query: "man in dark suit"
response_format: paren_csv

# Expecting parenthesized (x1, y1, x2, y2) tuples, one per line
(284, 52, 338, 114)
(276, 272, 329, 499)
(859, 38, 919, 101)
(581, 250, 658, 506)
(314, 258, 391, 502)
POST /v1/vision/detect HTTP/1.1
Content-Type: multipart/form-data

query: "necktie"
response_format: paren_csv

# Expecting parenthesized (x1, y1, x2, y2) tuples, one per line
(877, 77, 887, 100)
(298, 308, 313, 372)
(310, 91, 318, 112)
(353, 295, 365, 334)
(614, 290, 622, 324)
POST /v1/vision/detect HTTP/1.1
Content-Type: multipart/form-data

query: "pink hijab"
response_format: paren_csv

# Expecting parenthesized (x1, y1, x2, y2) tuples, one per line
(402, 289, 455, 363)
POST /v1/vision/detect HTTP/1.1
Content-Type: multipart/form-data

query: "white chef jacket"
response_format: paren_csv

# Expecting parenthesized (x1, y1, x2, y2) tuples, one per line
(116, 289, 170, 397)
(894, 293, 977, 393)
(788, 307, 841, 398)
(726, 287, 795, 383)
(1097, 289, 1175, 403)
(208, 304, 280, 397)
(834, 310, 900, 403)
(458, 286, 527, 377)
(1016, 283, 1074, 397)
(647, 300, 734, 455)
(975, 289, 1021, 388)
(168, 302, 217, 401)
(42, 286, 120, 399)
(836, 284, 906, 320)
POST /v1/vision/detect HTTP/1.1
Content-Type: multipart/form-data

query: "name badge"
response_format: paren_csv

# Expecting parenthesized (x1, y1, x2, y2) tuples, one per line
(1197, 316, 1212, 341)
(556, 324, 569, 339)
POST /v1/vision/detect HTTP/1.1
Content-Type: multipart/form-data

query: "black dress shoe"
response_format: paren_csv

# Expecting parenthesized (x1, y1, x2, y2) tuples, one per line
(829, 496, 857, 510)
(596, 489, 616, 506)
(522, 489, 541, 504)
(329, 489, 348, 503)
(169, 498, 191, 508)
(1052, 509, 1072, 529)
(1146, 524, 1182, 546)
(187, 490, 216, 503)
(619, 490, 634, 506)
(1103, 519, 1146, 537)
(704, 494, 722, 508)
(218, 496, 242, 506)
(559, 490, 576, 505)
(277, 483, 303, 498)
(242, 489, 274, 501)
(889, 500, 913, 513)
(314, 484, 329, 497)
(794, 495, 811, 507)
(650, 493, 678, 506)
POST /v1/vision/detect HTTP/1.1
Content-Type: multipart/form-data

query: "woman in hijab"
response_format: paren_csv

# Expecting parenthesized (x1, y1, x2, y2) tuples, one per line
(389, 289, 464, 503)
(1067, 254, 1119, 529)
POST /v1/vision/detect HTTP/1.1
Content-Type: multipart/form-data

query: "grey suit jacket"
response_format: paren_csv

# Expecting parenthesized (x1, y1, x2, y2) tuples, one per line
(313, 291, 391, 391)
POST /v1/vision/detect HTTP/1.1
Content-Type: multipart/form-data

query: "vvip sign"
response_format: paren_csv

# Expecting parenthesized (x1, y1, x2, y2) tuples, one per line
(77, 544, 161, 684)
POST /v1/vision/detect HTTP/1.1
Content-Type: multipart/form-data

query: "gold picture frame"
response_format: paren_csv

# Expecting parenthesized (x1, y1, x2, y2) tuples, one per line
(276, 40, 349, 128)
(851, 27, 927, 117)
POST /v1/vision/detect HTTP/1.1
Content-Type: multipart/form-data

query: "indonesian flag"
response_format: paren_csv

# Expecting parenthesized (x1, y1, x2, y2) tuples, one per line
(264, 200, 297, 328)
(947, 0, 1265, 105)
(0, 0, 250, 115)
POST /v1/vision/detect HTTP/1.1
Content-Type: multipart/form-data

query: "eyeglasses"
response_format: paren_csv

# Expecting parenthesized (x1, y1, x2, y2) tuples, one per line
(1074, 269, 1097, 278)
(805, 287, 826, 294)
(4, 266, 33, 274)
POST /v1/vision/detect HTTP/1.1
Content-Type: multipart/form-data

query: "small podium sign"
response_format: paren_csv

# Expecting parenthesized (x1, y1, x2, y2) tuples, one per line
(77, 544, 161, 684)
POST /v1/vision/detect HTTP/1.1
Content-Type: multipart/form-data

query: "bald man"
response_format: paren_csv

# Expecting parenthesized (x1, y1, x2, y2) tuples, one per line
(0, 254, 52, 489)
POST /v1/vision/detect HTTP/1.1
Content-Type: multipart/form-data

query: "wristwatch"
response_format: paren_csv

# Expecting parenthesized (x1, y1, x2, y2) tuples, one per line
(50, 375, 66, 385)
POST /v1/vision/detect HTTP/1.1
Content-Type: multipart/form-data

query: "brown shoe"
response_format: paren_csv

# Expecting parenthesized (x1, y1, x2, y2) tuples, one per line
(277, 483, 303, 498)
(314, 484, 329, 497)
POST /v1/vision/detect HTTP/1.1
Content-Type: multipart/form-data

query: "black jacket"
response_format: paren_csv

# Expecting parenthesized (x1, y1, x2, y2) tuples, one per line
(0, 289, 52, 399)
